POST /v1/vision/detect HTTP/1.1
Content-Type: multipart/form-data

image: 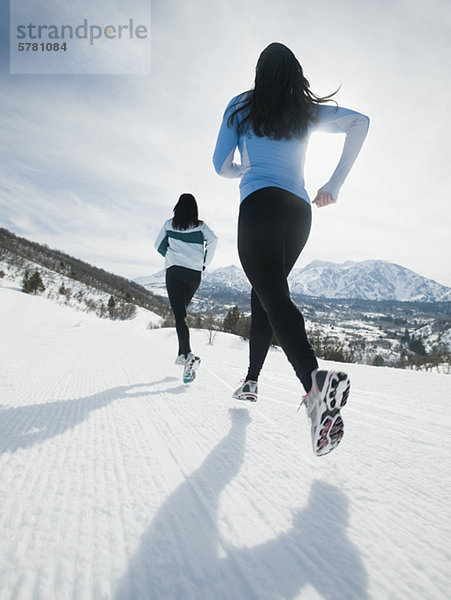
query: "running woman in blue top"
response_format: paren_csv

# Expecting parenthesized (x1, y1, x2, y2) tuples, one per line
(155, 193, 218, 383)
(213, 43, 369, 456)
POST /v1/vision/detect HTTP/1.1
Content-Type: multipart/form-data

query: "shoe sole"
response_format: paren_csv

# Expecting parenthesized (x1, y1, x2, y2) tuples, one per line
(183, 358, 201, 384)
(311, 372, 350, 456)
(233, 392, 258, 402)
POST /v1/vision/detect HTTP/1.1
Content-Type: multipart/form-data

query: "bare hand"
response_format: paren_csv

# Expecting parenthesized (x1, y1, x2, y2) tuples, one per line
(313, 191, 337, 208)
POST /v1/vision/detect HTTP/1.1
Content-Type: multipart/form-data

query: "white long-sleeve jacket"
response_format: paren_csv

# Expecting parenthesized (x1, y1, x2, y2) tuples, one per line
(154, 219, 218, 272)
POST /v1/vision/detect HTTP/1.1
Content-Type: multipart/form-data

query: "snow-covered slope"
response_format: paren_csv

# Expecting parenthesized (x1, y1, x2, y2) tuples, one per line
(138, 260, 451, 302)
(1, 284, 450, 600)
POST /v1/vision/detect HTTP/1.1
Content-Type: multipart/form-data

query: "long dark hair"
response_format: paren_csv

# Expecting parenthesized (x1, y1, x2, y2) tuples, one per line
(172, 193, 202, 230)
(228, 42, 338, 140)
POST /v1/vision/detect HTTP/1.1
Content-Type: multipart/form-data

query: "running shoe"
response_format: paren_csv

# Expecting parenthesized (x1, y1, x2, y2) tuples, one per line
(302, 369, 350, 456)
(183, 353, 201, 383)
(175, 354, 186, 365)
(233, 380, 258, 402)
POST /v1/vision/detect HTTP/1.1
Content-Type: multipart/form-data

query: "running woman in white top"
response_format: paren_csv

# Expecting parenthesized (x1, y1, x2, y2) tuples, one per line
(155, 193, 218, 383)
(213, 43, 369, 455)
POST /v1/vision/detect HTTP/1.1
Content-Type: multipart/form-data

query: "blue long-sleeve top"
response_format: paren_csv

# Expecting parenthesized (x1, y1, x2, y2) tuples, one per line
(213, 92, 369, 204)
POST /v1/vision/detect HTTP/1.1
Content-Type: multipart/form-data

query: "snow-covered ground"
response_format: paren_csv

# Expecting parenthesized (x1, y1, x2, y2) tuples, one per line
(1, 283, 450, 600)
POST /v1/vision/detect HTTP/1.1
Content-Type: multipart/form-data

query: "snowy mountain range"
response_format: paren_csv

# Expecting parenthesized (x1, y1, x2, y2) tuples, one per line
(289, 260, 451, 302)
(2, 227, 449, 369)
(136, 260, 451, 303)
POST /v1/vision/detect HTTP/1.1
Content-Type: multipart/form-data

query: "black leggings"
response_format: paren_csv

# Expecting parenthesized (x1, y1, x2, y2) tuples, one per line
(165, 266, 201, 356)
(238, 187, 318, 392)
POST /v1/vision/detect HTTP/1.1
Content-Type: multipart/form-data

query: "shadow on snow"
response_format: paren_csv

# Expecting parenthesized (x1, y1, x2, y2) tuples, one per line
(0, 377, 184, 454)
(113, 408, 369, 600)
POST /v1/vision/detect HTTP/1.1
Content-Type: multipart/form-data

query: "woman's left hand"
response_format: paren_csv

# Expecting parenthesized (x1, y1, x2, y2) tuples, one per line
(313, 190, 337, 208)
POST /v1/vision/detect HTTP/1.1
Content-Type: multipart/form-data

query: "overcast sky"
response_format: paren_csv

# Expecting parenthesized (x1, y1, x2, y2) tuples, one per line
(1, 0, 450, 286)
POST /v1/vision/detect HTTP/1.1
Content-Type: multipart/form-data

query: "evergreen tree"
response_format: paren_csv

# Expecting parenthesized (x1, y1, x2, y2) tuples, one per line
(223, 306, 241, 334)
(29, 270, 45, 295)
(401, 329, 410, 346)
(107, 296, 116, 319)
(235, 314, 252, 339)
(372, 354, 385, 367)
(22, 269, 45, 294)
(22, 270, 32, 293)
(408, 336, 426, 356)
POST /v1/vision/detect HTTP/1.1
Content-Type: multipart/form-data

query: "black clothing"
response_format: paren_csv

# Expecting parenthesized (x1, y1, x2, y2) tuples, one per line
(165, 266, 201, 356)
(237, 187, 318, 392)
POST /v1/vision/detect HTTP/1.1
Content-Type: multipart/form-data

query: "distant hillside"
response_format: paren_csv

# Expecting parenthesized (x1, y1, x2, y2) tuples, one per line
(0, 227, 169, 319)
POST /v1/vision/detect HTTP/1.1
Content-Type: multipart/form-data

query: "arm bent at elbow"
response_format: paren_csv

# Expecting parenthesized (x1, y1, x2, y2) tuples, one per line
(154, 222, 169, 256)
(202, 224, 218, 269)
(315, 106, 370, 202)
(213, 95, 248, 179)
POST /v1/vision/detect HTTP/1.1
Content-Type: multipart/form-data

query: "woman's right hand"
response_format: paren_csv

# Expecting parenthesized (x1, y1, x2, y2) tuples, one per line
(313, 190, 337, 208)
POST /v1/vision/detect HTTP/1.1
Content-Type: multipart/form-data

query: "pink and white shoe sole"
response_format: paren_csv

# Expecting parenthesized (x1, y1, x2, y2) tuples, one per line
(305, 371, 350, 457)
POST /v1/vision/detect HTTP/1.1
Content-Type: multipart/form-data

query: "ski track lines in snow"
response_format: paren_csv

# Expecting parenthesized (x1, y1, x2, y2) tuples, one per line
(0, 285, 450, 600)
